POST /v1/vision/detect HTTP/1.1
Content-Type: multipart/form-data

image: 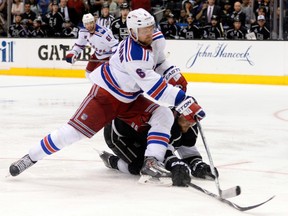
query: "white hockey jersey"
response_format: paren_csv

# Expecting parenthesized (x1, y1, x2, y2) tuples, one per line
(89, 30, 185, 106)
(70, 24, 119, 59)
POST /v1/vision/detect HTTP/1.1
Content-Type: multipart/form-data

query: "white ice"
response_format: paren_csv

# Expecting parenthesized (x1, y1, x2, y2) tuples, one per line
(0, 75, 287, 216)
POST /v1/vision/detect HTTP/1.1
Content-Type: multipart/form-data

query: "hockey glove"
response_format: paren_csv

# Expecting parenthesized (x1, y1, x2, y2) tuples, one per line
(175, 97, 205, 124)
(65, 52, 77, 64)
(171, 161, 191, 187)
(164, 66, 188, 92)
(190, 158, 219, 180)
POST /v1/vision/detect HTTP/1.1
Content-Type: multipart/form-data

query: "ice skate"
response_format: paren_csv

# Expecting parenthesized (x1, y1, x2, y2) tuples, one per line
(99, 151, 119, 169)
(9, 154, 36, 177)
(140, 157, 171, 178)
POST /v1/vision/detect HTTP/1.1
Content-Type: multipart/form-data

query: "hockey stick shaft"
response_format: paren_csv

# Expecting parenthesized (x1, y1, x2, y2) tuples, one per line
(196, 119, 240, 198)
(196, 120, 221, 192)
(188, 183, 275, 211)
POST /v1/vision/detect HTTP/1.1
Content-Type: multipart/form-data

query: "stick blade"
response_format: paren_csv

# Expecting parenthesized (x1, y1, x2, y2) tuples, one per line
(220, 186, 241, 199)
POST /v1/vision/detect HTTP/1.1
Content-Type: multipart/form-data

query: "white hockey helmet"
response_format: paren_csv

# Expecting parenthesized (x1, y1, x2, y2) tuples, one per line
(126, 8, 155, 41)
(82, 13, 95, 25)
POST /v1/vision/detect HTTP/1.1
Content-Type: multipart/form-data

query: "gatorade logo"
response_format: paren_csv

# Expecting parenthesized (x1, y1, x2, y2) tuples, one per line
(0, 41, 14, 62)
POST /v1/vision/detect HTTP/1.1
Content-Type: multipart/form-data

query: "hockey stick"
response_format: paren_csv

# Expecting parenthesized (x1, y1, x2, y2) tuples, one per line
(188, 182, 275, 211)
(196, 119, 241, 199)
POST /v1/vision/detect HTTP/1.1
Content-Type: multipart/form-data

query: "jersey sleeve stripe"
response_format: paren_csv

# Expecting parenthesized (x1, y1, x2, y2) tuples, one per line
(147, 78, 168, 100)
(153, 31, 164, 41)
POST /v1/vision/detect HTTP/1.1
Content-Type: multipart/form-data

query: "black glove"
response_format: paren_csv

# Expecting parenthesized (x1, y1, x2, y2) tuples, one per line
(190, 159, 219, 180)
(170, 161, 191, 187)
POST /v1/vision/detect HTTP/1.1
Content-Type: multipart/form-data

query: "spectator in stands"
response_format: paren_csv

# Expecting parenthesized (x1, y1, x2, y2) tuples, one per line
(38, 0, 50, 16)
(0, 0, 7, 19)
(0, 0, 7, 36)
(111, 2, 129, 41)
(160, 12, 180, 39)
(203, 14, 222, 39)
(88, 0, 104, 17)
(107, 0, 117, 17)
(42, 0, 64, 37)
(179, 14, 203, 39)
(21, 2, 36, 29)
(9, 14, 28, 37)
(262, 0, 270, 20)
(184, 0, 202, 21)
(196, 0, 222, 27)
(221, 0, 232, 33)
(249, 14, 270, 40)
(254, 6, 269, 29)
(178, 9, 188, 24)
(61, 20, 79, 37)
(241, 0, 255, 29)
(59, 0, 78, 25)
(165, 0, 182, 19)
(0, 10, 7, 36)
(226, 16, 247, 39)
(11, 0, 24, 23)
(28, 18, 47, 37)
(159, 8, 172, 29)
(29, 0, 42, 18)
(230, 1, 246, 28)
(253, 0, 263, 14)
(96, 2, 114, 28)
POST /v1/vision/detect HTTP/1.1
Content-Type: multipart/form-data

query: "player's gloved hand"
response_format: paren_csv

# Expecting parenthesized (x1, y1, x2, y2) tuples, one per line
(175, 97, 205, 124)
(171, 161, 191, 186)
(164, 66, 188, 92)
(65, 52, 77, 64)
(190, 158, 219, 180)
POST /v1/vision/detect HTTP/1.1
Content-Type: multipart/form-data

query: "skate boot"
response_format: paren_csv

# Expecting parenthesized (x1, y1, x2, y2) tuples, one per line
(99, 151, 119, 169)
(140, 157, 171, 178)
(9, 154, 36, 177)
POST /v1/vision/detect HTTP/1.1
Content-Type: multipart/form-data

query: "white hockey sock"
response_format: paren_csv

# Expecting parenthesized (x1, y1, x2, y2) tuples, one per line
(145, 106, 174, 162)
(117, 159, 130, 174)
(145, 143, 167, 162)
(29, 124, 86, 161)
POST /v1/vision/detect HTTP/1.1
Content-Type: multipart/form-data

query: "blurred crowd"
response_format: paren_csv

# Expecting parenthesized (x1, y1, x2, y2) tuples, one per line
(0, 0, 287, 39)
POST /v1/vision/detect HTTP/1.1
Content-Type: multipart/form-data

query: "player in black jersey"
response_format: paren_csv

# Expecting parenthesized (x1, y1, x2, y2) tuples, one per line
(101, 111, 218, 184)
(110, 2, 130, 41)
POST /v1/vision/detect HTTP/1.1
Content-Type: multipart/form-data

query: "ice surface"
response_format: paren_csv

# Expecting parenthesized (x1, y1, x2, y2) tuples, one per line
(0, 76, 287, 216)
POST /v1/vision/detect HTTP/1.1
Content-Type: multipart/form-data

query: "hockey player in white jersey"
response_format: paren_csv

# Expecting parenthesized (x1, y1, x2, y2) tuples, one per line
(9, 9, 205, 186)
(65, 13, 119, 77)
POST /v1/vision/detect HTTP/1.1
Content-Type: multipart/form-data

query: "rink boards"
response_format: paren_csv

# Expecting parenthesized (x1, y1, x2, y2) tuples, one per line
(0, 39, 287, 85)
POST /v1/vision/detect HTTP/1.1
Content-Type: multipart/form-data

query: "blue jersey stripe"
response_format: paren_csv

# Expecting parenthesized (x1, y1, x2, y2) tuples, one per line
(147, 140, 168, 147)
(154, 85, 167, 100)
(47, 134, 60, 151)
(147, 78, 163, 95)
(40, 139, 52, 155)
(148, 132, 170, 139)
